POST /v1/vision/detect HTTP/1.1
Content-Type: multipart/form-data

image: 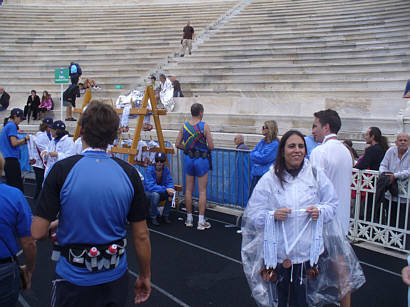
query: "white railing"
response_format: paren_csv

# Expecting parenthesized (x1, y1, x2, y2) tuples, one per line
(348, 169, 410, 252)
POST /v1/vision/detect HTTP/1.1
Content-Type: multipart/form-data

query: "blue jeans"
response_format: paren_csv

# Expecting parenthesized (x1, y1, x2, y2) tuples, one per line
(0, 262, 20, 306)
(146, 191, 171, 218)
(0, 106, 7, 111)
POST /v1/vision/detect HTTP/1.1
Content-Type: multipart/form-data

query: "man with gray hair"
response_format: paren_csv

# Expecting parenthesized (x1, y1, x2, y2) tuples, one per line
(379, 132, 410, 182)
(234, 134, 249, 150)
(379, 133, 410, 241)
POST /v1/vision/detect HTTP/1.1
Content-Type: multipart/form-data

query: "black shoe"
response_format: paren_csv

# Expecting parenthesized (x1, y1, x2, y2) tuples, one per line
(151, 218, 160, 226)
(180, 54, 184, 57)
(162, 216, 171, 224)
(189, 52, 191, 55)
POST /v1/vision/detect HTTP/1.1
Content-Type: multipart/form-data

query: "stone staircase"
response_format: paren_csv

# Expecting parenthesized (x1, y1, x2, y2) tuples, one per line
(160, 0, 410, 147)
(0, 0, 238, 109)
(1, 0, 409, 149)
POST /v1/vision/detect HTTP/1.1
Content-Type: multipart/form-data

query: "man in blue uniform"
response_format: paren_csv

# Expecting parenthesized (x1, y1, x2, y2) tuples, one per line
(0, 152, 37, 306)
(144, 152, 175, 225)
(0, 108, 29, 191)
(31, 101, 151, 306)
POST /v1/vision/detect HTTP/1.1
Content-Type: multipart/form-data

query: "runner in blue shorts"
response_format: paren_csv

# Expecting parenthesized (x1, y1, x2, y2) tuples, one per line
(176, 103, 214, 230)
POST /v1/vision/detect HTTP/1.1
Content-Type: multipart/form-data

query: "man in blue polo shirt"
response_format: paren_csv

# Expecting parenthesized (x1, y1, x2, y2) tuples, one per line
(144, 152, 175, 225)
(0, 152, 37, 306)
(31, 101, 151, 306)
(0, 108, 29, 191)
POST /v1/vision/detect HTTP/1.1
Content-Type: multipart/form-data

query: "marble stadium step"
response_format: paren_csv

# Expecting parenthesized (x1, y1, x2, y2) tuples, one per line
(167, 63, 410, 75)
(188, 88, 404, 97)
(167, 49, 410, 63)
(162, 72, 410, 82)
(233, 1, 410, 18)
(188, 41, 410, 55)
(175, 80, 404, 91)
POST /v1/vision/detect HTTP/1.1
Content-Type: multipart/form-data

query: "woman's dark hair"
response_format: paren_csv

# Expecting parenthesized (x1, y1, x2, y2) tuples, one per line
(3, 117, 9, 127)
(31, 90, 36, 95)
(41, 90, 49, 102)
(39, 122, 49, 132)
(343, 139, 359, 159)
(150, 75, 156, 81)
(55, 128, 68, 139)
(369, 127, 389, 153)
(79, 100, 120, 149)
(191, 103, 204, 117)
(274, 130, 306, 188)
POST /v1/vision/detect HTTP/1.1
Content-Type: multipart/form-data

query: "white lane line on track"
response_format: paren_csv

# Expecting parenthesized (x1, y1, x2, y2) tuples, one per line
(148, 228, 242, 265)
(359, 261, 401, 277)
(149, 228, 403, 277)
(18, 294, 31, 307)
(178, 211, 237, 226)
(127, 270, 190, 307)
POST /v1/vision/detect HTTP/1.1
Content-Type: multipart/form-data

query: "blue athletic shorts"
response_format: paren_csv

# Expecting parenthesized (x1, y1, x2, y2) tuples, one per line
(184, 155, 209, 177)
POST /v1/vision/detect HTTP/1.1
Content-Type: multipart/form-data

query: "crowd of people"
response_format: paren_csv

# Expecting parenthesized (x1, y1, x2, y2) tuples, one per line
(0, 100, 218, 306)
(0, 82, 409, 306)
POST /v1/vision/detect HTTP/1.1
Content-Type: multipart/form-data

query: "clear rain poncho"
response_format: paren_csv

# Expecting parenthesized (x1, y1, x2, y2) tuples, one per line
(241, 159, 365, 306)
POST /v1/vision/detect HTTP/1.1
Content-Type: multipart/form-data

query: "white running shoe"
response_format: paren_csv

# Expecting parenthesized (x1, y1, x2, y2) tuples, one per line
(185, 218, 193, 227)
(197, 221, 211, 230)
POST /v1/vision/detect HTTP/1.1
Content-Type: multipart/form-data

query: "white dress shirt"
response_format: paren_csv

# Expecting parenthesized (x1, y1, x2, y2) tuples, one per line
(379, 146, 410, 180)
(310, 136, 352, 235)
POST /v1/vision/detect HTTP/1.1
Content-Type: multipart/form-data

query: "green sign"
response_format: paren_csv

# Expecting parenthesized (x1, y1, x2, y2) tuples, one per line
(54, 68, 69, 84)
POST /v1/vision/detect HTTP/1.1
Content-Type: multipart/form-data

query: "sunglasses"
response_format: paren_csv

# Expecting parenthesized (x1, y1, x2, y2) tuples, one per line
(155, 159, 166, 163)
(262, 126, 268, 130)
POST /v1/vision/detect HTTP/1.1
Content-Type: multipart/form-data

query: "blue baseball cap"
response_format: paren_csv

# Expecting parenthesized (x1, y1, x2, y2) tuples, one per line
(50, 120, 66, 130)
(155, 152, 167, 162)
(11, 108, 26, 120)
(42, 117, 53, 125)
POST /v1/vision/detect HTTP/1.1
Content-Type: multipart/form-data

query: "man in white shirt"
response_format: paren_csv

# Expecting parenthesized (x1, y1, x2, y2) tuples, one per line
(309, 109, 353, 307)
(157, 74, 174, 112)
(379, 133, 409, 183)
(379, 133, 409, 233)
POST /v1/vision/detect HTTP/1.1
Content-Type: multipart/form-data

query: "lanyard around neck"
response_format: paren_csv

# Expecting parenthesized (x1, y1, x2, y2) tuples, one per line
(281, 210, 311, 255)
(323, 133, 337, 144)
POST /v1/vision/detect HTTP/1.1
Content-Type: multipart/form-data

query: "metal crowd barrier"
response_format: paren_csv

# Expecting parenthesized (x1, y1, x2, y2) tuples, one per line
(349, 169, 410, 252)
(168, 147, 252, 209)
(168, 148, 410, 252)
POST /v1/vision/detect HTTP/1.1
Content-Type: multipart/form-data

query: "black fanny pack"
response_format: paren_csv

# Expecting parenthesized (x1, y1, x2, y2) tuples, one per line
(52, 238, 127, 272)
(184, 148, 208, 159)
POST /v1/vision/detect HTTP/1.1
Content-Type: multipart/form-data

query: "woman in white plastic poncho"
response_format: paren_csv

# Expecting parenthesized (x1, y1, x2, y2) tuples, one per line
(241, 130, 365, 307)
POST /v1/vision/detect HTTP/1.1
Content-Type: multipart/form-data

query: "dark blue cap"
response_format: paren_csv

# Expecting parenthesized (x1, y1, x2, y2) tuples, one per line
(155, 152, 167, 162)
(50, 120, 66, 130)
(42, 117, 53, 125)
(11, 108, 26, 120)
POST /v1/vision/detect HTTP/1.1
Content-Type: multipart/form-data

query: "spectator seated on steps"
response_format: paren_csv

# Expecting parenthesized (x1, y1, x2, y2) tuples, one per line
(24, 90, 40, 122)
(38, 91, 53, 120)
